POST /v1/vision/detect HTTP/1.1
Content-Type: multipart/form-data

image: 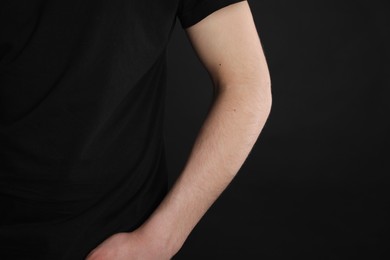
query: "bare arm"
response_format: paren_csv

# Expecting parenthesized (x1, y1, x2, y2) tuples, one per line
(137, 1, 272, 257)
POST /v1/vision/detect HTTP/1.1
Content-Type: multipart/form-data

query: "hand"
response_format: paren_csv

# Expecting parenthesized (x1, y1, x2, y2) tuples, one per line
(85, 230, 172, 260)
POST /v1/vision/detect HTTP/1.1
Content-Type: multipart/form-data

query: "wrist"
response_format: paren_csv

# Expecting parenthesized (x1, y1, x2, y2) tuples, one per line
(136, 216, 182, 258)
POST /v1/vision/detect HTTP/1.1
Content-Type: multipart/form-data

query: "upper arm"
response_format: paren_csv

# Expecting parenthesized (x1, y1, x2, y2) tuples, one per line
(182, 1, 271, 93)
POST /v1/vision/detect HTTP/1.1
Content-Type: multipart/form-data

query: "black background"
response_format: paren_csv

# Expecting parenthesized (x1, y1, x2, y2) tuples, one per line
(165, 0, 389, 259)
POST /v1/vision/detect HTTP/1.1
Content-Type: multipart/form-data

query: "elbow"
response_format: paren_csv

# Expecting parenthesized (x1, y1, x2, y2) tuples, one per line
(265, 81, 273, 115)
(244, 70, 272, 115)
(261, 71, 272, 104)
(254, 78, 272, 117)
(253, 80, 272, 130)
(251, 79, 272, 130)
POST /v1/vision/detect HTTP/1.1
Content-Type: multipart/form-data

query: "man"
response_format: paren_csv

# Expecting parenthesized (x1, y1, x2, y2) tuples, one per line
(0, 0, 271, 259)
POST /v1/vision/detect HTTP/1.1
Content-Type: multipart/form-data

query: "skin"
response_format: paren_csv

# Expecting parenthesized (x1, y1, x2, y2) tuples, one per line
(85, 1, 272, 259)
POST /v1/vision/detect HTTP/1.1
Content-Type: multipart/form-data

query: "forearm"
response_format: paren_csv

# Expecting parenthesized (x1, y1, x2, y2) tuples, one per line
(137, 83, 272, 257)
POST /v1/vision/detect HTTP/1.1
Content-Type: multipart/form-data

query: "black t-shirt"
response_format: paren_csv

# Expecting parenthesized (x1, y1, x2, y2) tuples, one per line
(0, 0, 246, 259)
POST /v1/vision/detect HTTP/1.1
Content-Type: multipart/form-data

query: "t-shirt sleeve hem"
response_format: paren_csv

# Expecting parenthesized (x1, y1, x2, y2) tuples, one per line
(178, 0, 246, 29)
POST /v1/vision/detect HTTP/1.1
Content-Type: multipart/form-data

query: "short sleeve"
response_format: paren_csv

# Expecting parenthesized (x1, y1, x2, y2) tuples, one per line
(177, 0, 247, 29)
